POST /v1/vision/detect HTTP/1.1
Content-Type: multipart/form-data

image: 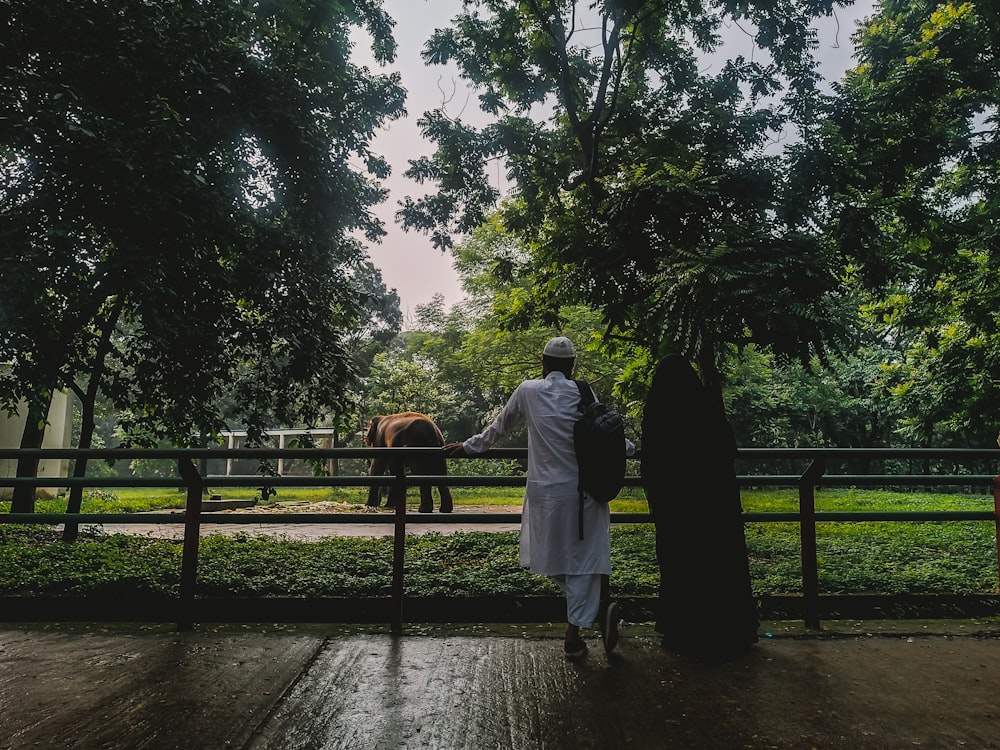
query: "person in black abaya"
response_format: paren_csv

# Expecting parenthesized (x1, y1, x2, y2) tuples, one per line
(640, 354, 758, 659)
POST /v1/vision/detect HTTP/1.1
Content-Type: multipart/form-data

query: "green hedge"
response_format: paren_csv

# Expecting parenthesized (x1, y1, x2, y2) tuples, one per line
(1, 514, 997, 599)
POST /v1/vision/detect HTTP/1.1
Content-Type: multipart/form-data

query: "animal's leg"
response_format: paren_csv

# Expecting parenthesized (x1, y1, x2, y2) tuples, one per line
(367, 458, 385, 507)
(418, 482, 434, 513)
(438, 483, 453, 513)
(432, 456, 453, 513)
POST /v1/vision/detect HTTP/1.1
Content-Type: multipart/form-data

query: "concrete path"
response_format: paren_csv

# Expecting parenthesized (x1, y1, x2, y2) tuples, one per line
(3, 622, 1000, 749)
(88, 505, 523, 539)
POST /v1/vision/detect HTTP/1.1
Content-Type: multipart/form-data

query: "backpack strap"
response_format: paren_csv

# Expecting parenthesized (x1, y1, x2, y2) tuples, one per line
(573, 380, 594, 540)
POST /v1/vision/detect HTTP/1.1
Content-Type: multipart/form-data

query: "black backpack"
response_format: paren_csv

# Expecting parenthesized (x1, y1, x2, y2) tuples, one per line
(573, 380, 626, 538)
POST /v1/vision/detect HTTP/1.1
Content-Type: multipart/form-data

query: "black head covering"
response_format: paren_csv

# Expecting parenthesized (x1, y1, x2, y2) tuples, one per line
(641, 355, 734, 482)
(646, 355, 710, 425)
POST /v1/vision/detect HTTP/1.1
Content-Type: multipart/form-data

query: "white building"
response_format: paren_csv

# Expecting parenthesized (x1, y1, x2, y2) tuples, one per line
(0, 389, 74, 499)
(219, 428, 339, 476)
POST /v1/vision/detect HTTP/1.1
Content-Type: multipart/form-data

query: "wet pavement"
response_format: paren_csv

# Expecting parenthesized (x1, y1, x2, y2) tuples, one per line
(3, 620, 1000, 749)
(12, 506, 1000, 748)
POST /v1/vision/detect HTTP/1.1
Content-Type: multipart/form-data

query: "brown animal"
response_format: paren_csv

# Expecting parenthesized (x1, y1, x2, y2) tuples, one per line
(364, 411, 453, 513)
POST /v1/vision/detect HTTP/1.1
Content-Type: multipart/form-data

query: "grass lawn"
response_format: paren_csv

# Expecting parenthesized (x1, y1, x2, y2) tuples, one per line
(1, 487, 997, 599)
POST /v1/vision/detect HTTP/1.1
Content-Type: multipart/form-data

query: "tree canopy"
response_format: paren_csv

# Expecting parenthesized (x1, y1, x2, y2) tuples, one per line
(399, 0, 857, 397)
(805, 0, 1000, 446)
(0, 0, 405, 452)
(388, 0, 1000, 453)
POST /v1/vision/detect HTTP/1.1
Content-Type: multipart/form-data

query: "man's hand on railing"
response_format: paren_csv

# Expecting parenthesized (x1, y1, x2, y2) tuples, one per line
(443, 442, 468, 457)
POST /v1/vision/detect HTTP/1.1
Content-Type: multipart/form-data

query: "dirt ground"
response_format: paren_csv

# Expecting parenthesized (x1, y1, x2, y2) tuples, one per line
(3, 620, 1000, 750)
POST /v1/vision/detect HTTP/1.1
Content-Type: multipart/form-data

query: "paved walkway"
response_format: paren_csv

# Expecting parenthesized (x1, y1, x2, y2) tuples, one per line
(3, 621, 1000, 749)
(89, 504, 523, 539)
(23, 506, 1000, 748)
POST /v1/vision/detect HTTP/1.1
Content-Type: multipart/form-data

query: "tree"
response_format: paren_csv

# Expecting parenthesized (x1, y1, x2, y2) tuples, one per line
(402, 216, 910, 454)
(346, 261, 404, 377)
(365, 348, 456, 420)
(399, 0, 857, 403)
(810, 0, 1000, 447)
(0, 0, 405, 511)
(388, 222, 646, 447)
(723, 342, 902, 451)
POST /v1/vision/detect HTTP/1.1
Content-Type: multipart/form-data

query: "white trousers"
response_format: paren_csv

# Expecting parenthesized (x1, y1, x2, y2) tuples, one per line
(551, 573, 602, 627)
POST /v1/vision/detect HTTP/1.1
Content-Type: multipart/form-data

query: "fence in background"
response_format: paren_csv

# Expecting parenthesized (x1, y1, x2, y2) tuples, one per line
(2, 447, 999, 631)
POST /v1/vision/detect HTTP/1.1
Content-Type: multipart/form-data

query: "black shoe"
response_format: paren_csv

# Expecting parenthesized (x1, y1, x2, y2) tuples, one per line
(564, 638, 588, 659)
(601, 601, 620, 654)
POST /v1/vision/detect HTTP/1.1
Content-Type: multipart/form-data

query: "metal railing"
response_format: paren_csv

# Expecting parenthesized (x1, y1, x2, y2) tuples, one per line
(2, 447, 999, 631)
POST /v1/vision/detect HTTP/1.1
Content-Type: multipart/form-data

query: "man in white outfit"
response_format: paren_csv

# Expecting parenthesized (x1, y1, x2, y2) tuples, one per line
(444, 336, 636, 658)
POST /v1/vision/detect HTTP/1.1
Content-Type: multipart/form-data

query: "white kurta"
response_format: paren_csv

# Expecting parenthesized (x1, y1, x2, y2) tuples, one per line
(463, 371, 634, 576)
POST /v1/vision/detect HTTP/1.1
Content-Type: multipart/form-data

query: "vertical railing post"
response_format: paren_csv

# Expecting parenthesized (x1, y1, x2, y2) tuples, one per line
(390, 459, 407, 635)
(798, 458, 826, 629)
(176, 457, 204, 632)
(992, 476, 1000, 590)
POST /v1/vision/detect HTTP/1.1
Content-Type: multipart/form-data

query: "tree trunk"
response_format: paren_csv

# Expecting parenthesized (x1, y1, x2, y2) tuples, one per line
(61, 384, 95, 542)
(63, 297, 125, 541)
(10, 393, 52, 513)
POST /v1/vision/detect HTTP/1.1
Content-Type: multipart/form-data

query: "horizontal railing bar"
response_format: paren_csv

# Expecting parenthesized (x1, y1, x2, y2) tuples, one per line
(815, 475, 996, 486)
(1, 474, 994, 489)
(735, 476, 997, 487)
(203, 475, 531, 488)
(738, 476, 802, 485)
(0, 475, 532, 488)
(810, 511, 997, 521)
(0, 512, 520, 525)
(0, 512, 634, 525)
(2, 447, 1000, 460)
(736, 448, 1000, 459)
(2, 510, 993, 526)
(0, 478, 188, 487)
(0, 447, 531, 460)
(739, 511, 996, 522)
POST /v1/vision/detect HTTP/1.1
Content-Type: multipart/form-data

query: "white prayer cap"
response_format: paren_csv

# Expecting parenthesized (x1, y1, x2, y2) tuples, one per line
(543, 336, 575, 358)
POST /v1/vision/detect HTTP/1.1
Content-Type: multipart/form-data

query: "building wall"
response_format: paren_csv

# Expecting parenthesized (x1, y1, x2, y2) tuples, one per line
(0, 391, 74, 500)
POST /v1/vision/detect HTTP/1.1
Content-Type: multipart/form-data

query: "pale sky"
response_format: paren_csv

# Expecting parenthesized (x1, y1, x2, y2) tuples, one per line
(355, 0, 471, 319)
(357, 0, 875, 317)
